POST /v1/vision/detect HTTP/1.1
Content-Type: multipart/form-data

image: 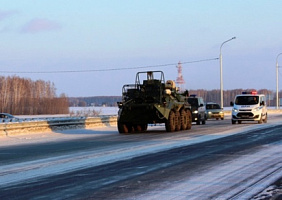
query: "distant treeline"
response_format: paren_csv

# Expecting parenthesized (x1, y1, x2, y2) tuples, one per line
(69, 88, 278, 107)
(0, 76, 69, 115)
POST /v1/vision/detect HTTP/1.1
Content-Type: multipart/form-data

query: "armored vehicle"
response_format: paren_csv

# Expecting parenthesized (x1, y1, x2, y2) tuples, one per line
(117, 71, 192, 134)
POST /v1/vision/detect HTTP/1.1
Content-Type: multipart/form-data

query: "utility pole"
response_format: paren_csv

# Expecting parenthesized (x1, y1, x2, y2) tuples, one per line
(276, 53, 282, 109)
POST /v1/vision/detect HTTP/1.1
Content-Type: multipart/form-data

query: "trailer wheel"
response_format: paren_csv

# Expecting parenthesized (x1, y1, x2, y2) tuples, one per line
(186, 110, 192, 130)
(180, 109, 188, 130)
(175, 111, 181, 131)
(166, 110, 176, 132)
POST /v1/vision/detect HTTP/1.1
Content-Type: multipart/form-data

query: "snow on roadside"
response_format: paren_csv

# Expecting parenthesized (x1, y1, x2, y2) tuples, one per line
(128, 141, 282, 200)
(252, 180, 282, 200)
(69, 106, 118, 116)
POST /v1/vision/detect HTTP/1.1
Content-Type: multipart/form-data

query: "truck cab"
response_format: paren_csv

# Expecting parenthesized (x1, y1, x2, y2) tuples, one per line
(230, 91, 267, 124)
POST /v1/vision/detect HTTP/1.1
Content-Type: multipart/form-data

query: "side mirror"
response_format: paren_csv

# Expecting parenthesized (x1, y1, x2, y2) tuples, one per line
(200, 103, 204, 107)
(261, 101, 265, 106)
(230, 102, 234, 106)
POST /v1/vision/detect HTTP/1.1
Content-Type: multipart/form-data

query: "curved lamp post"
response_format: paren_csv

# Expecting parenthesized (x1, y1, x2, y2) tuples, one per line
(219, 37, 236, 108)
(276, 53, 282, 109)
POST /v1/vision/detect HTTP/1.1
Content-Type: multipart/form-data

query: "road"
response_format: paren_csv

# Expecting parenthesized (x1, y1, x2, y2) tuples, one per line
(0, 114, 282, 199)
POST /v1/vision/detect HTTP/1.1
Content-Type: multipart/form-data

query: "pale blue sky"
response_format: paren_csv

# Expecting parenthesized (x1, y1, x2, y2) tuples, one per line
(1, 1, 282, 97)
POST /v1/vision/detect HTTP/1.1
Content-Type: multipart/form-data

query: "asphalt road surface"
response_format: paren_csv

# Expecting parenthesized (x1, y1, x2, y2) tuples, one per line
(0, 114, 282, 200)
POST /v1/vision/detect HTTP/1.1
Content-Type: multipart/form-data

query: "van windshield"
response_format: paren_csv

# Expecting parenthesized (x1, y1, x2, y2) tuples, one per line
(235, 96, 259, 105)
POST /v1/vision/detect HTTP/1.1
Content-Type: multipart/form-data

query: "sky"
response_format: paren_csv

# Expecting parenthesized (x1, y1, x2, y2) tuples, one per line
(1, 0, 282, 97)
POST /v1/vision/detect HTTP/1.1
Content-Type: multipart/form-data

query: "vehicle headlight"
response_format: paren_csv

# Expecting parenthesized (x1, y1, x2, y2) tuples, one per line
(219, 111, 223, 114)
(208, 111, 212, 114)
(193, 110, 198, 114)
(253, 107, 261, 112)
(232, 108, 238, 112)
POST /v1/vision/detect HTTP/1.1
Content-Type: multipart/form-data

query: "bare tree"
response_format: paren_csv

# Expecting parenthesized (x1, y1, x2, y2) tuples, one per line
(0, 76, 69, 115)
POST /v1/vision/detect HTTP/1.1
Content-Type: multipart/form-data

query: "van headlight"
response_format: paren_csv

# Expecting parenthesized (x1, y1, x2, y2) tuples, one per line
(253, 107, 261, 112)
(193, 110, 198, 114)
(232, 108, 238, 112)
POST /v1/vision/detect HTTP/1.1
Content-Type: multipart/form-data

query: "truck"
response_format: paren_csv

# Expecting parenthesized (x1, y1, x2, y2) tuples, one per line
(117, 71, 192, 134)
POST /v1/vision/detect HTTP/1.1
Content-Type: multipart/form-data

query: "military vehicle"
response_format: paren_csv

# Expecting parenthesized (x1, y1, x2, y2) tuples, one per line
(117, 71, 192, 133)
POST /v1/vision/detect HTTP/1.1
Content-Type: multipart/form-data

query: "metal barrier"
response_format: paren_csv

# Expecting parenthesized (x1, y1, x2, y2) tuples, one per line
(0, 116, 117, 137)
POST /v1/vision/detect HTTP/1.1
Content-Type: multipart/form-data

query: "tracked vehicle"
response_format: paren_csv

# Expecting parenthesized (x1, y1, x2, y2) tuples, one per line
(117, 71, 192, 133)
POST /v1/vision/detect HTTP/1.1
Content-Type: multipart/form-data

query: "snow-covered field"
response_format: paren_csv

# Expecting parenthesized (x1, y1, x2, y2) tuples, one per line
(69, 106, 119, 116)
(69, 106, 281, 115)
(0, 107, 119, 123)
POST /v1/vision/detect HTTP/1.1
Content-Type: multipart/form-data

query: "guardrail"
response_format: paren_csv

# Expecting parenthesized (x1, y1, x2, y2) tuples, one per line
(0, 116, 118, 137)
(1, 109, 281, 137)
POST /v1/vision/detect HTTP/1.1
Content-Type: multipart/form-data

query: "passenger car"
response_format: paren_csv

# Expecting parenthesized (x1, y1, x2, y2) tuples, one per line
(205, 102, 224, 120)
(0, 113, 18, 122)
(187, 95, 206, 125)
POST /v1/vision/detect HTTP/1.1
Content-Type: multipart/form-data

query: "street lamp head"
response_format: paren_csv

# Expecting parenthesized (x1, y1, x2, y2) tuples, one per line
(220, 37, 236, 50)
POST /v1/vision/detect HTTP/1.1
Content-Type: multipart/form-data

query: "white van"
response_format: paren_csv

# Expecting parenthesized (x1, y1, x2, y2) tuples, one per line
(230, 91, 267, 124)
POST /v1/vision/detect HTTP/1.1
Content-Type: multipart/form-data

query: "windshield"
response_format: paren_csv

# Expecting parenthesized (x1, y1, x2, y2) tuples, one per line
(235, 96, 259, 105)
(187, 98, 198, 106)
(206, 104, 220, 109)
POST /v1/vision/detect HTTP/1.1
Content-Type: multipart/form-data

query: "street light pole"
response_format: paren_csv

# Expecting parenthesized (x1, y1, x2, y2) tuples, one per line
(276, 53, 282, 109)
(219, 37, 236, 108)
